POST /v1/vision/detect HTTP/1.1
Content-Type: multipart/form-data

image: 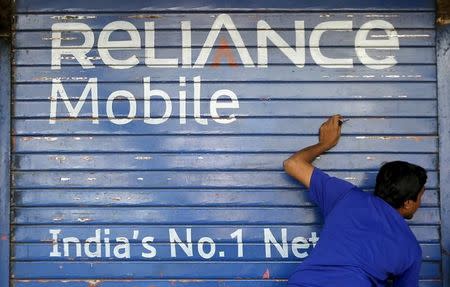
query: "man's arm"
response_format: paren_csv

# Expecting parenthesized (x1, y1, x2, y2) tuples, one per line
(283, 114, 343, 188)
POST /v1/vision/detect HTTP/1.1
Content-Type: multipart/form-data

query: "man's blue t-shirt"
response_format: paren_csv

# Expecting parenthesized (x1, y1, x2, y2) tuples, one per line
(288, 167, 422, 287)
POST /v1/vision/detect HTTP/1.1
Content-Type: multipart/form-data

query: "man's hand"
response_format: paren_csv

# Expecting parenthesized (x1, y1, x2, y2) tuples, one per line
(283, 114, 343, 188)
(318, 114, 343, 150)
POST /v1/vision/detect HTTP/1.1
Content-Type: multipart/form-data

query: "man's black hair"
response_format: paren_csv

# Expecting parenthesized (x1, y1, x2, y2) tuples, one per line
(374, 161, 427, 209)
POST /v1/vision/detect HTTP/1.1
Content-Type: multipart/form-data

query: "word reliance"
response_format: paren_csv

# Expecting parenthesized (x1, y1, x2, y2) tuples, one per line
(51, 14, 399, 70)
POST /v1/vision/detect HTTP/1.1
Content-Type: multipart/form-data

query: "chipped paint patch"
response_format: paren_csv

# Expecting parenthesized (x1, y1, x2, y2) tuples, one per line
(33, 76, 89, 81)
(383, 74, 422, 78)
(42, 36, 78, 41)
(135, 156, 152, 160)
(77, 217, 92, 223)
(355, 136, 428, 141)
(137, 177, 144, 181)
(263, 268, 270, 279)
(60, 177, 70, 182)
(44, 137, 58, 142)
(87, 177, 96, 181)
(339, 75, 360, 78)
(371, 34, 431, 38)
(51, 15, 96, 20)
(61, 56, 102, 61)
(21, 137, 34, 141)
(51, 155, 66, 163)
(127, 14, 162, 19)
(364, 14, 399, 18)
(87, 280, 102, 287)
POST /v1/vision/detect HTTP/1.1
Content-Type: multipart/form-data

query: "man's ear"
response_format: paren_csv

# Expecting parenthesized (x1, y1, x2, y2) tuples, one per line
(402, 199, 415, 211)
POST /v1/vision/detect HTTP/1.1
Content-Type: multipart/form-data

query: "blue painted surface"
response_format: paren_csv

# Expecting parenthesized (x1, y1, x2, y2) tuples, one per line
(0, 38, 11, 287)
(11, 4, 442, 287)
(437, 22, 450, 287)
(9, 280, 445, 287)
(13, 135, 438, 153)
(14, 65, 437, 83)
(12, 118, 438, 135)
(12, 225, 441, 243)
(15, 0, 436, 12)
(13, 100, 438, 118)
(13, 242, 442, 261)
(14, 48, 437, 66)
(14, 82, 438, 100)
(11, 261, 442, 279)
(14, 29, 436, 48)
(15, 13, 437, 30)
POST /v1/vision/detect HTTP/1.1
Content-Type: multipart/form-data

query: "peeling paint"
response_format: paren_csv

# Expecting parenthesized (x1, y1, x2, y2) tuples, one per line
(339, 75, 360, 78)
(137, 177, 144, 181)
(21, 137, 34, 141)
(262, 268, 270, 279)
(383, 74, 422, 78)
(371, 34, 430, 38)
(51, 15, 96, 20)
(87, 177, 96, 181)
(44, 137, 58, 142)
(87, 279, 102, 287)
(42, 37, 78, 41)
(51, 155, 66, 163)
(134, 156, 152, 160)
(61, 56, 102, 61)
(127, 14, 162, 19)
(364, 14, 399, 18)
(77, 217, 92, 223)
(355, 136, 427, 141)
(60, 177, 70, 182)
(33, 76, 89, 81)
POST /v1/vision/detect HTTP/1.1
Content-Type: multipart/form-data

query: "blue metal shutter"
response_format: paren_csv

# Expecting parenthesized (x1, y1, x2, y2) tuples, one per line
(11, 1, 441, 286)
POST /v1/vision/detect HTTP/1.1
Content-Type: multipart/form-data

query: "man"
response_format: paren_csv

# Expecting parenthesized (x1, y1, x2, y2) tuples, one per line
(283, 114, 427, 287)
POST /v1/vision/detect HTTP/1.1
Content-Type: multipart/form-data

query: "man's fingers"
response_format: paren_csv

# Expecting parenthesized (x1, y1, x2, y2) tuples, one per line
(331, 114, 342, 126)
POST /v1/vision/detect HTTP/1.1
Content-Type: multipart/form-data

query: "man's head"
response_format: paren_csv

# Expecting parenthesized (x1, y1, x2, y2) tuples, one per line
(374, 161, 427, 219)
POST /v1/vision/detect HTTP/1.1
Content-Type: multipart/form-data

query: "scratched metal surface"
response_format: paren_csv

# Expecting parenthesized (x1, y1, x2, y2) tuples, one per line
(11, 1, 441, 287)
